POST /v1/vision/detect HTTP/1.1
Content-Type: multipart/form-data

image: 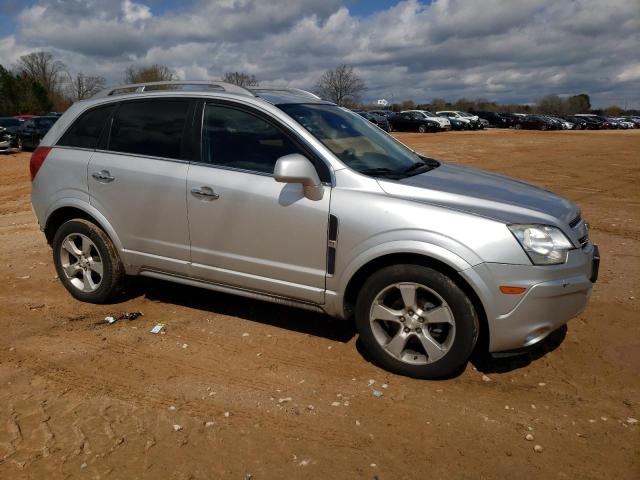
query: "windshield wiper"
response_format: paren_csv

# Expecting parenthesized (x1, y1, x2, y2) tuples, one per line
(358, 167, 406, 179)
(403, 157, 440, 176)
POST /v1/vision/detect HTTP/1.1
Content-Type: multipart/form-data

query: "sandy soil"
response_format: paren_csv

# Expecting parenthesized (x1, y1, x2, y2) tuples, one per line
(1, 129, 638, 479)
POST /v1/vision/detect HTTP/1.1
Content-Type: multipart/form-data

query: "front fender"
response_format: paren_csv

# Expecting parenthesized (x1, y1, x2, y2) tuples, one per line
(323, 238, 475, 318)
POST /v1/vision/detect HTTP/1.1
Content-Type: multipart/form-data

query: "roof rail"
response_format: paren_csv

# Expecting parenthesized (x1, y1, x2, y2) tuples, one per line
(92, 80, 255, 99)
(250, 87, 322, 100)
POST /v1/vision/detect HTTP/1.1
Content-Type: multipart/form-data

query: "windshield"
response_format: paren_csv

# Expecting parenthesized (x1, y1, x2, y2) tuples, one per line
(279, 103, 437, 179)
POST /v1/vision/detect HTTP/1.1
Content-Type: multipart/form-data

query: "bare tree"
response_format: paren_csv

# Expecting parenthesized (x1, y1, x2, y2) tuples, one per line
(537, 94, 567, 115)
(17, 51, 67, 96)
(66, 72, 106, 101)
(314, 65, 366, 106)
(222, 71, 259, 87)
(124, 64, 177, 84)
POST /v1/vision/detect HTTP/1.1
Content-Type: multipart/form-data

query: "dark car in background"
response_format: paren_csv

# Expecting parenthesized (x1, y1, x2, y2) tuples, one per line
(388, 111, 441, 132)
(355, 111, 391, 131)
(17, 116, 58, 150)
(0, 117, 25, 134)
(512, 115, 558, 130)
(470, 111, 510, 128)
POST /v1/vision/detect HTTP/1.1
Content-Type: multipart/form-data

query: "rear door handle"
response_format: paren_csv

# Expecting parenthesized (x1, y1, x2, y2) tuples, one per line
(92, 170, 115, 183)
(191, 186, 219, 201)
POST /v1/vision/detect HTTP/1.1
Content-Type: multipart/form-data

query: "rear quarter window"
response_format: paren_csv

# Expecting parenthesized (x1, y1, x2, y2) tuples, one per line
(58, 105, 116, 149)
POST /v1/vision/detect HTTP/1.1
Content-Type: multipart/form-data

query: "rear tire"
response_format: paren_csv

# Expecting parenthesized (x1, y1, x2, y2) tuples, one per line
(52, 219, 125, 303)
(418, 124, 427, 133)
(355, 264, 478, 379)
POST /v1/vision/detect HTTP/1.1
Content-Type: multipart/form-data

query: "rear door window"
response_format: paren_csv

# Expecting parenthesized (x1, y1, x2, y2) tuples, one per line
(108, 99, 190, 159)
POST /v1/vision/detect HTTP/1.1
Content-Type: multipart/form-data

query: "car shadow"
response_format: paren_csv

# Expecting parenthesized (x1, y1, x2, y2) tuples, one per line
(127, 277, 357, 343)
(471, 324, 568, 374)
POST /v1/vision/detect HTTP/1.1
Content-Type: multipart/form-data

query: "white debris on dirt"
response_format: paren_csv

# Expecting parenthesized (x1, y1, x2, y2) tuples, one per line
(278, 397, 292, 404)
(533, 445, 543, 453)
(298, 459, 310, 467)
(538, 382, 546, 387)
(372, 390, 383, 398)
(382, 383, 388, 389)
(173, 424, 183, 431)
(626, 417, 638, 424)
(601, 416, 608, 421)
(224, 412, 231, 418)
(182, 343, 188, 349)
(368, 379, 375, 386)
(168, 405, 176, 411)
(331, 401, 341, 407)
(481, 375, 492, 382)
(306, 405, 315, 411)
(525, 433, 534, 441)
(355, 420, 361, 426)
(80, 462, 87, 469)
(205, 421, 215, 427)
(242, 333, 249, 337)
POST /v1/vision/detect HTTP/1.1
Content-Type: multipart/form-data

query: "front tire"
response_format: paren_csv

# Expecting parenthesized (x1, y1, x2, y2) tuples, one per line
(355, 264, 478, 379)
(52, 219, 125, 303)
(418, 124, 427, 133)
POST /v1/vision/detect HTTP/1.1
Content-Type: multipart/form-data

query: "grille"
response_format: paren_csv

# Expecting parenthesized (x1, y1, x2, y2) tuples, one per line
(570, 214, 589, 247)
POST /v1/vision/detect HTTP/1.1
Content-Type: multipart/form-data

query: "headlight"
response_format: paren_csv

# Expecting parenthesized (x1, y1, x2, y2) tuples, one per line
(508, 224, 573, 265)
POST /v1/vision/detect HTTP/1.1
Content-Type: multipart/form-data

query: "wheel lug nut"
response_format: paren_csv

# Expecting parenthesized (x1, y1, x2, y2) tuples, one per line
(404, 327, 410, 333)
(419, 317, 424, 323)
(416, 328, 422, 334)
(408, 310, 414, 315)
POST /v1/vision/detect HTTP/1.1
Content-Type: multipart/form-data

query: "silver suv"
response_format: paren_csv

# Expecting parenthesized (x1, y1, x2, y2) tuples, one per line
(30, 81, 599, 379)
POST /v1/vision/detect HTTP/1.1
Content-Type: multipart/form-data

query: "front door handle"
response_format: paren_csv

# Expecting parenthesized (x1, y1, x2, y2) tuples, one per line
(92, 170, 115, 183)
(191, 186, 219, 201)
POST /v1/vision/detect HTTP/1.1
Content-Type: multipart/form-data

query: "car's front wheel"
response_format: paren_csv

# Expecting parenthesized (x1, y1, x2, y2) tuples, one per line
(418, 124, 427, 133)
(355, 264, 479, 379)
(52, 219, 125, 303)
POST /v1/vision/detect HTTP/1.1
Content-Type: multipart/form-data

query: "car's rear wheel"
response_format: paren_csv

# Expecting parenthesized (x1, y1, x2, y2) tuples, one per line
(355, 264, 478, 379)
(52, 219, 125, 303)
(418, 124, 427, 133)
(515, 123, 522, 129)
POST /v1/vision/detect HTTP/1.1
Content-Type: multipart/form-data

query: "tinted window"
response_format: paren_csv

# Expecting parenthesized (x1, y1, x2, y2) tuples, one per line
(58, 105, 115, 149)
(109, 99, 190, 159)
(203, 105, 303, 174)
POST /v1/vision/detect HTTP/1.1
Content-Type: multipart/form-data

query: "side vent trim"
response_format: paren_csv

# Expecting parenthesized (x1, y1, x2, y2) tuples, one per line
(327, 214, 338, 275)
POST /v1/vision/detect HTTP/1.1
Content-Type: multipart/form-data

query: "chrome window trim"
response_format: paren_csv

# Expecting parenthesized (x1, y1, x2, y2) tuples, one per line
(93, 148, 190, 165)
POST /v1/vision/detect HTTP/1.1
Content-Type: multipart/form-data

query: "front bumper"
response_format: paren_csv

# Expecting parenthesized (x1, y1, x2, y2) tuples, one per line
(462, 243, 599, 352)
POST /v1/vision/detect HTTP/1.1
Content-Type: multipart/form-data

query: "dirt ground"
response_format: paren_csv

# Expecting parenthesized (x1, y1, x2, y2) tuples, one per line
(1, 129, 638, 479)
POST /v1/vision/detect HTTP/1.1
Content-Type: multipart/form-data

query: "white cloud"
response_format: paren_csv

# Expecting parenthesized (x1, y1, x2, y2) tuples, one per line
(122, 0, 152, 23)
(1, 0, 638, 107)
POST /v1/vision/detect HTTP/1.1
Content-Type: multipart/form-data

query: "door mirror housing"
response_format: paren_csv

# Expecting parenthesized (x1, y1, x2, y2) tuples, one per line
(273, 154, 324, 201)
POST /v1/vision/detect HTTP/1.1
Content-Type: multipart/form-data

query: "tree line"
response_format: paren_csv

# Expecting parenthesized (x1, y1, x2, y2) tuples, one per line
(0, 51, 633, 116)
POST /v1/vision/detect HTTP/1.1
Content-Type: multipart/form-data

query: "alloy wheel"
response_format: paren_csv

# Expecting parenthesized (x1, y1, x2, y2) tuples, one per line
(369, 282, 456, 365)
(59, 233, 103, 292)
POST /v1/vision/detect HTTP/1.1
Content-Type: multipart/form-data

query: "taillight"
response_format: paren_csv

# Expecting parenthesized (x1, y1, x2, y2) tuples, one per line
(30, 146, 52, 181)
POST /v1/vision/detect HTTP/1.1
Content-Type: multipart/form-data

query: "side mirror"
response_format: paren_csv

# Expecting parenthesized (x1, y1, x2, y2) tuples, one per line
(273, 154, 324, 201)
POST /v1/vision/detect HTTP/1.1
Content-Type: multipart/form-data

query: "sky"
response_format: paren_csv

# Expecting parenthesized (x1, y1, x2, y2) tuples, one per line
(0, 0, 638, 108)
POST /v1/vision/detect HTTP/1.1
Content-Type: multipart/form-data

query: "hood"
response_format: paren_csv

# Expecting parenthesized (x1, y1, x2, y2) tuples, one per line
(377, 161, 578, 226)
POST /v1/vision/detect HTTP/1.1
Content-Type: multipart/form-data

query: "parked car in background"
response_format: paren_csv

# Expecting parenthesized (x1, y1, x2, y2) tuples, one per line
(436, 111, 482, 130)
(402, 110, 451, 131)
(388, 111, 441, 133)
(562, 116, 589, 130)
(470, 111, 510, 128)
(497, 112, 524, 128)
(14, 115, 38, 119)
(513, 115, 558, 131)
(543, 116, 571, 130)
(0, 117, 24, 134)
(18, 116, 59, 150)
(609, 117, 634, 129)
(478, 118, 490, 129)
(368, 110, 394, 118)
(573, 114, 610, 129)
(355, 111, 391, 132)
(0, 126, 22, 153)
(623, 116, 640, 128)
